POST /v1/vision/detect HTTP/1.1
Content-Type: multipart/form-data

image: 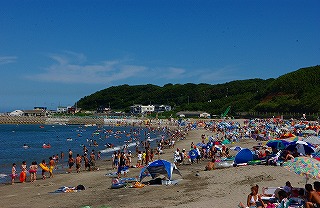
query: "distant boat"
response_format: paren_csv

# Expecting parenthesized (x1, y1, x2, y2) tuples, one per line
(39, 126, 44, 129)
(66, 138, 73, 141)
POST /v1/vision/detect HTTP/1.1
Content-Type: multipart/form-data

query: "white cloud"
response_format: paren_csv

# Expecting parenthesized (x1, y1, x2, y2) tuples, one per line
(26, 51, 245, 85)
(157, 67, 186, 79)
(196, 65, 246, 83)
(0, 56, 17, 65)
(26, 52, 148, 84)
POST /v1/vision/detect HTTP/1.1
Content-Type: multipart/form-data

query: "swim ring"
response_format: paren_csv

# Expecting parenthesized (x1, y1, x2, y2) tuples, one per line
(39, 163, 49, 172)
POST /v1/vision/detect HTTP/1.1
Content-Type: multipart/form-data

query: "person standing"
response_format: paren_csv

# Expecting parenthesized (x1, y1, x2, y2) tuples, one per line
(76, 154, 82, 173)
(117, 152, 126, 178)
(41, 160, 48, 179)
(11, 163, 17, 185)
(21, 161, 27, 183)
(90, 150, 96, 171)
(83, 153, 90, 171)
(29, 161, 38, 182)
(68, 156, 74, 173)
(49, 157, 55, 178)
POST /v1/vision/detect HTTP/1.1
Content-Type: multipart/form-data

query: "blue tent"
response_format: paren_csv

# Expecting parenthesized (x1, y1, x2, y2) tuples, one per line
(139, 160, 181, 181)
(234, 148, 254, 164)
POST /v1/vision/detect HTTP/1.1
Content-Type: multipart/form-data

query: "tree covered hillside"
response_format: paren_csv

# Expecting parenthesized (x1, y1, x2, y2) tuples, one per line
(77, 65, 320, 115)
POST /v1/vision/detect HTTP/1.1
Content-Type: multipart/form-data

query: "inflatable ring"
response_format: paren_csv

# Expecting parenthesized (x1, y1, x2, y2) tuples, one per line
(39, 163, 49, 172)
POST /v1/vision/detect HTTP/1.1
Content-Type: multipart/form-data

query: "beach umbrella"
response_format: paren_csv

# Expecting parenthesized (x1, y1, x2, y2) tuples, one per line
(287, 136, 302, 142)
(196, 142, 207, 148)
(188, 149, 199, 160)
(266, 140, 290, 150)
(285, 141, 315, 155)
(302, 129, 317, 135)
(283, 157, 320, 183)
(302, 136, 320, 145)
(230, 146, 242, 152)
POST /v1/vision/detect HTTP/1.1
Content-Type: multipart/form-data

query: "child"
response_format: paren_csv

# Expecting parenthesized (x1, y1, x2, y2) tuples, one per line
(137, 151, 142, 167)
(11, 163, 17, 185)
(41, 160, 48, 179)
(29, 161, 38, 182)
(21, 161, 27, 183)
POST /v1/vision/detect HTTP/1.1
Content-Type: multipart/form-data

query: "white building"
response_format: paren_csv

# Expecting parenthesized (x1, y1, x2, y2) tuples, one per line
(57, 106, 68, 113)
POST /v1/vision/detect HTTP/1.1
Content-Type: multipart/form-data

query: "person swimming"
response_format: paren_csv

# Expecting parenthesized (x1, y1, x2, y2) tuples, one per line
(23, 144, 30, 149)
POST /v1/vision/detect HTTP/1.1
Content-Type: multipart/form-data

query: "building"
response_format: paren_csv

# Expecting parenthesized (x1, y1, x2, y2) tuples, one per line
(97, 106, 111, 113)
(57, 106, 68, 113)
(23, 109, 48, 117)
(130, 104, 154, 114)
(130, 104, 172, 115)
(176, 111, 210, 118)
(154, 105, 171, 112)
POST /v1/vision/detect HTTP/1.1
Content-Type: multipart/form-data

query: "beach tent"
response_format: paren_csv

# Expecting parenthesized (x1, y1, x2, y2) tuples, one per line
(234, 148, 254, 164)
(139, 160, 181, 181)
(9, 110, 24, 116)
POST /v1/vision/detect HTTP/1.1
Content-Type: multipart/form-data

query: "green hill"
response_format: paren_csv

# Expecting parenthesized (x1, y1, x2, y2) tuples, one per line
(76, 65, 320, 116)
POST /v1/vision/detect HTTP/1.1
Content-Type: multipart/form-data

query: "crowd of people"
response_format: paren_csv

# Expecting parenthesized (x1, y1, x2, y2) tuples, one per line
(10, 146, 103, 185)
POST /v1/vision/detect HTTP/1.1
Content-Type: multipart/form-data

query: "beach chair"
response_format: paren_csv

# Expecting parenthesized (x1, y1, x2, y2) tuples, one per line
(261, 187, 282, 203)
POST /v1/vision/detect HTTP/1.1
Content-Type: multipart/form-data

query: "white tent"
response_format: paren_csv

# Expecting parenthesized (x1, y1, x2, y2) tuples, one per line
(9, 110, 24, 116)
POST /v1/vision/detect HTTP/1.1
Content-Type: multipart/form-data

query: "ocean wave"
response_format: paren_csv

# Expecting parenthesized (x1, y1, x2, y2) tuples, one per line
(0, 173, 8, 178)
(100, 135, 160, 154)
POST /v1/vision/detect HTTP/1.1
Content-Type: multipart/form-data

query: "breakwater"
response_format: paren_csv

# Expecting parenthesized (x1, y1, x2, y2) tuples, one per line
(0, 115, 104, 125)
(0, 116, 174, 126)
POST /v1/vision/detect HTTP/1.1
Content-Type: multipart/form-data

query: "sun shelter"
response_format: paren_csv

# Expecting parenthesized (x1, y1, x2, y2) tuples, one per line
(234, 148, 254, 164)
(139, 160, 181, 181)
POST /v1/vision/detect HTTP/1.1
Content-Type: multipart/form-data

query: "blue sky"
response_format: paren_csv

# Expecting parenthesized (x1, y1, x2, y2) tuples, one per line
(0, 0, 319, 112)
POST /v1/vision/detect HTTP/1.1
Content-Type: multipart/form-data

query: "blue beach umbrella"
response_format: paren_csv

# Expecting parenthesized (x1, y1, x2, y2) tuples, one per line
(230, 146, 242, 152)
(196, 142, 207, 148)
(286, 141, 315, 155)
(266, 140, 290, 150)
(188, 149, 199, 160)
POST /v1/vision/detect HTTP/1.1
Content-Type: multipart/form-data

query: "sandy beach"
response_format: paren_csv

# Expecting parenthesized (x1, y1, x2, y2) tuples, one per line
(0, 120, 314, 208)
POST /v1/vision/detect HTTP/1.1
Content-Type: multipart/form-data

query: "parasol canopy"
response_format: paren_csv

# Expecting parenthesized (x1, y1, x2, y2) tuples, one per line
(283, 157, 320, 181)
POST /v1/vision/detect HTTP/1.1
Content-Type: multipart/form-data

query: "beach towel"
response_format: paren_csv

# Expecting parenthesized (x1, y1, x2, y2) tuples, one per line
(53, 184, 85, 193)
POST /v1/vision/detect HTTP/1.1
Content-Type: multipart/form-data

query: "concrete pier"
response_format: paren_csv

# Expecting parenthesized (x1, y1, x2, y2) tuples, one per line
(0, 116, 104, 125)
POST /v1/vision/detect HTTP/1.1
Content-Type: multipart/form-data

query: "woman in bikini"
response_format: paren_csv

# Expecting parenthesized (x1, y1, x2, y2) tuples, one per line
(240, 185, 266, 208)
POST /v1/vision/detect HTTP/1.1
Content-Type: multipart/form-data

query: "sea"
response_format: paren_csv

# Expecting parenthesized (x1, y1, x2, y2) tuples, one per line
(0, 124, 164, 183)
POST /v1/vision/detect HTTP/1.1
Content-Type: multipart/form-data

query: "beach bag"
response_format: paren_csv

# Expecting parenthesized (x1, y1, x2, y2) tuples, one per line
(76, 184, 85, 190)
